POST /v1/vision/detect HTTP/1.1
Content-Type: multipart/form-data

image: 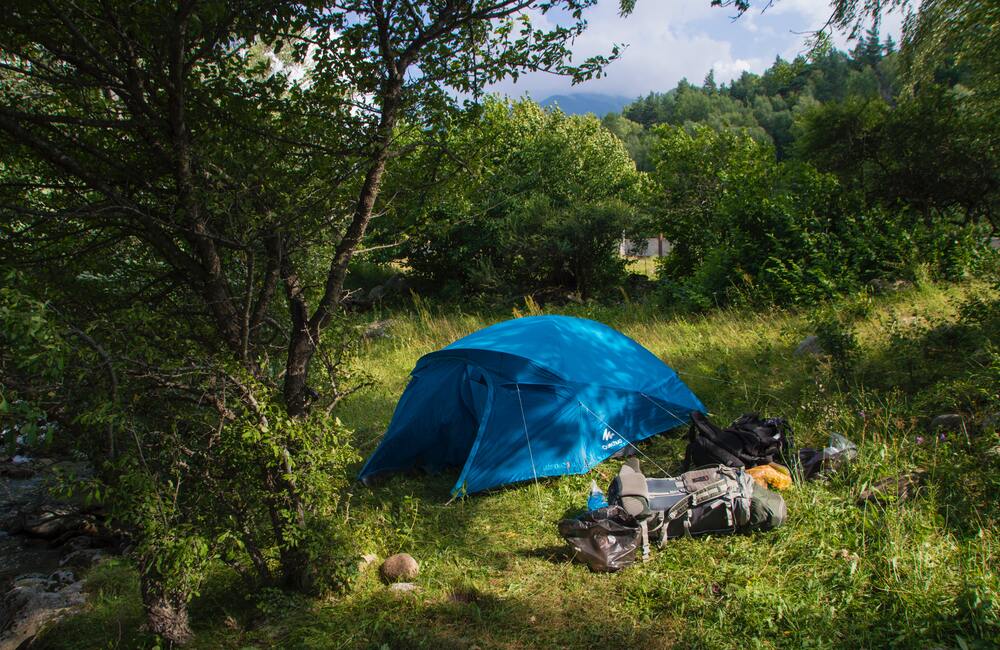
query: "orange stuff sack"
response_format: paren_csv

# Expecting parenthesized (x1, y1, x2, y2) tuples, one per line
(747, 463, 792, 491)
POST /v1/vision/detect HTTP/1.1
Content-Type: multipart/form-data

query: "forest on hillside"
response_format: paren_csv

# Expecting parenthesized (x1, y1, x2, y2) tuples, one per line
(1, 0, 998, 646)
(609, 28, 900, 165)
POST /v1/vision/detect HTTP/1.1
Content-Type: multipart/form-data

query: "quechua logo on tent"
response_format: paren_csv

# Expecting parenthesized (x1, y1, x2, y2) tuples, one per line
(601, 427, 625, 451)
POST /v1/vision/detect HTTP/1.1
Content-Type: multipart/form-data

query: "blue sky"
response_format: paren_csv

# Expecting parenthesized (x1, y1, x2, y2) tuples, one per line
(488, 0, 905, 100)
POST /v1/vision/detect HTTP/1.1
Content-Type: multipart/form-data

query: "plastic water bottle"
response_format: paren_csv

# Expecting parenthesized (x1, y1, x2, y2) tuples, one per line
(587, 480, 608, 510)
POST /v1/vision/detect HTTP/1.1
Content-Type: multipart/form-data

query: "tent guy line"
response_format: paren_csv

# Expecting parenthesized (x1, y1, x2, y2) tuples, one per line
(577, 400, 670, 475)
(515, 382, 544, 505)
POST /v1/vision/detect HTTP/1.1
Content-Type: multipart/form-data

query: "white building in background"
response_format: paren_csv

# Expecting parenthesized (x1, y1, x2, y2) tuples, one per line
(620, 235, 672, 258)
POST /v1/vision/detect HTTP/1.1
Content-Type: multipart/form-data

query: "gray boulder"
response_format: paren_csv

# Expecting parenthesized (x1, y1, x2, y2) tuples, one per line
(22, 505, 96, 540)
(869, 278, 913, 294)
(0, 571, 86, 648)
(929, 414, 965, 432)
(59, 548, 106, 569)
(380, 553, 419, 584)
(366, 285, 387, 303)
(48, 460, 94, 479)
(0, 464, 35, 480)
(868, 278, 893, 294)
(361, 319, 395, 341)
(794, 335, 824, 357)
(388, 582, 419, 595)
(383, 275, 409, 294)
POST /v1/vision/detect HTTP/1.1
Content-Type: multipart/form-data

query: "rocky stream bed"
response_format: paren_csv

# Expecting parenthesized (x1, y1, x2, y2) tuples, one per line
(0, 456, 121, 649)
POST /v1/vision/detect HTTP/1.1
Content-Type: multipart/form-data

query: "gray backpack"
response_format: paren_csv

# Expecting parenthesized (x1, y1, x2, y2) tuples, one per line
(607, 459, 786, 560)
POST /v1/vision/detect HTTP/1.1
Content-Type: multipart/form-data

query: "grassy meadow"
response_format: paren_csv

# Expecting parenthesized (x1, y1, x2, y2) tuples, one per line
(34, 281, 1000, 649)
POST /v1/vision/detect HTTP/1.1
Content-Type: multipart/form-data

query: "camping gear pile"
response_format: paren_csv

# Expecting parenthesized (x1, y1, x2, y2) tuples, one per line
(684, 411, 794, 470)
(559, 411, 798, 572)
(557, 505, 642, 572)
(798, 433, 858, 480)
(560, 456, 788, 572)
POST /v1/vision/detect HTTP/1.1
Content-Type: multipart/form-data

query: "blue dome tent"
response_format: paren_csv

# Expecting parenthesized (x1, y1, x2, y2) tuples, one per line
(358, 315, 705, 496)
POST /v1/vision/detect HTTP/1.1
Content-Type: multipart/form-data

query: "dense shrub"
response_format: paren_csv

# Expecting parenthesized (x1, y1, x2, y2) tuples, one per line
(649, 125, 990, 310)
(794, 90, 1000, 230)
(379, 99, 648, 300)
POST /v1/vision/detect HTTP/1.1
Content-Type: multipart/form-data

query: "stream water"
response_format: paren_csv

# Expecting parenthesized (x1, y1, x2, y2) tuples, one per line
(0, 465, 74, 585)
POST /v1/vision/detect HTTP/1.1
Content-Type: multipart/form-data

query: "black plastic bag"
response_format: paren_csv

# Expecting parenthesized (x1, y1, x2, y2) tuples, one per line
(557, 505, 640, 572)
(798, 433, 858, 480)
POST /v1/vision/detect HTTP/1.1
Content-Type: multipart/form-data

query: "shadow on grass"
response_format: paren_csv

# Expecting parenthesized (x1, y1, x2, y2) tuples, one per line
(277, 583, 684, 650)
(517, 544, 576, 563)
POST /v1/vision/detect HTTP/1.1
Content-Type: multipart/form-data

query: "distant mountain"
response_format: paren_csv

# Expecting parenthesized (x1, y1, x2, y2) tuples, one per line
(539, 93, 634, 117)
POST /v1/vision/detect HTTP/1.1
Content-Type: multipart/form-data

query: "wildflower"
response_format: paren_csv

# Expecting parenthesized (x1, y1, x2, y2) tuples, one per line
(916, 435, 925, 444)
(938, 432, 947, 442)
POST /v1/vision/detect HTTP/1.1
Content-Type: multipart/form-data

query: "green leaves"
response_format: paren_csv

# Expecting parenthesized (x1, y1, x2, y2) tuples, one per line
(380, 98, 644, 299)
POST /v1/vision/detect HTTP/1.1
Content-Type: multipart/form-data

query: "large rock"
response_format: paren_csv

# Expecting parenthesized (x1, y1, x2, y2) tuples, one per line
(0, 465, 35, 480)
(365, 276, 410, 304)
(59, 548, 106, 570)
(929, 414, 965, 432)
(47, 460, 94, 479)
(21, 505, 96, 540)
(380, 553, 419, 584)
(869, 278, 913, 294)
(794, 335, 824, 357)
(383, 275, 409, 294)
(361, 319, 395, 341)
(0, 571, 87, 648)
(979, 412, 1000, 434)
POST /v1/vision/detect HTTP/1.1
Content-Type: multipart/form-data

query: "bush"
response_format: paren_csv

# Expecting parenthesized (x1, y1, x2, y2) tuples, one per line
(380, 99, 648, 300)
(649, 125, 990, 309)
(810, 305, 860, 381)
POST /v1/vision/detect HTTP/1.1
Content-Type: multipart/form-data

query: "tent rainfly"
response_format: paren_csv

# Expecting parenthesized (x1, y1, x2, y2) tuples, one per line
(358, 315, 705, 496)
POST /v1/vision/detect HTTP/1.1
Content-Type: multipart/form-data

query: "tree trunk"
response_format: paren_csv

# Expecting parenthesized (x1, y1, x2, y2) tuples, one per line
(140, 560, 194, 646)
(283, 79, 403, 417)
(262, 455, 312, 591)
(279, 545, 313, 591)
(276, 77, 403, 588)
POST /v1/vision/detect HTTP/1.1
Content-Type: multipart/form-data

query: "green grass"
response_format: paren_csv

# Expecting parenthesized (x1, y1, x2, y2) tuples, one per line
(34, 281, 1000, 649)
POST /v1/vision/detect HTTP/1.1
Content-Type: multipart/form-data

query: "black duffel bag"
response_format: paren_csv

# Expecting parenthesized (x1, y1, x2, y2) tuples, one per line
(557, 505, 641, 572)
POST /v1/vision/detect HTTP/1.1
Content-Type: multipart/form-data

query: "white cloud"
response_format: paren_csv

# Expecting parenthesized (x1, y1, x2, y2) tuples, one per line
(768, 0, 834, 23)
(713, 57, 764, 83)
(486, 0, 905, 100)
